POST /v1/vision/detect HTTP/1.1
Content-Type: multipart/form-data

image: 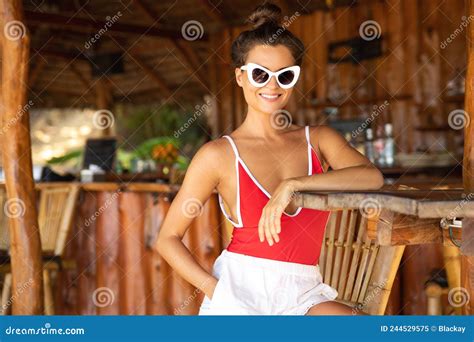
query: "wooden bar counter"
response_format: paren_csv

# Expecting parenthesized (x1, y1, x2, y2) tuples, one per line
(293, 189, 473, 315)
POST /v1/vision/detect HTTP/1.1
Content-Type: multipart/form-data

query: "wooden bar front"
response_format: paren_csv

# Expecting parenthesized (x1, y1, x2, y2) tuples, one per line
(52, 182, 227, 315)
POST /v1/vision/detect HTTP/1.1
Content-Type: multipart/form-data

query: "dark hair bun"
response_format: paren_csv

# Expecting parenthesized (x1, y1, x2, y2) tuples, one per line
(247, 2, 282, 29)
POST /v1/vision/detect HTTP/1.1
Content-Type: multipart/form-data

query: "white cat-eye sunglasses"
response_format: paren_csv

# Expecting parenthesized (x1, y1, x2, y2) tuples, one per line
(240, 62, 301, 89)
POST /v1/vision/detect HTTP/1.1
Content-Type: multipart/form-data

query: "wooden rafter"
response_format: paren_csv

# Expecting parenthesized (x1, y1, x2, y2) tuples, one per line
(24, 10, 207, 41)
(32, 48, 88, 61)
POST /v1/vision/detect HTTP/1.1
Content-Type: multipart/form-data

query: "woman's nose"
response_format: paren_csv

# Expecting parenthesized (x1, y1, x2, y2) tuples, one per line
(266, 75, 279, 88)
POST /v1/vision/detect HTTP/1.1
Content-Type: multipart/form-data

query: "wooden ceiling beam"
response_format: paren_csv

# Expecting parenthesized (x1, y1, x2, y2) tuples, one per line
(31, 48, 88, 61)
(24, 10, 207, 41)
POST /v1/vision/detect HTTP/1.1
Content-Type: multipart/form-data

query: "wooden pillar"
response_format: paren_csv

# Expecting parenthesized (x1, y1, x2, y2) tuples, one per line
(95, 78, 113, 136)
(0, 0, 43, 314)
(462, 0, 474, 316)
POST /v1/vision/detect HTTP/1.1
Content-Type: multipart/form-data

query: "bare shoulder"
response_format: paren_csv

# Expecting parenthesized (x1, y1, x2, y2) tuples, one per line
(190, 137, 232, 167)
(307, 125, 348, 147)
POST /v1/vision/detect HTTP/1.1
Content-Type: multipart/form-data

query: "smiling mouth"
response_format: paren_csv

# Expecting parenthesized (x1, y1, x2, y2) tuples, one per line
(259, 93, 282, 101)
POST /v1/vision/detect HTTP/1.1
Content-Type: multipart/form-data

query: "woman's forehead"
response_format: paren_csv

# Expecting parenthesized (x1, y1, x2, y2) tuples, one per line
(245, 45, 295, 70)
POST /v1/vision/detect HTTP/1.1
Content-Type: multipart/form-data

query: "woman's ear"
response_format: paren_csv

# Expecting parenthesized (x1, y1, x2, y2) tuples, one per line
(235, 68, 243, 87)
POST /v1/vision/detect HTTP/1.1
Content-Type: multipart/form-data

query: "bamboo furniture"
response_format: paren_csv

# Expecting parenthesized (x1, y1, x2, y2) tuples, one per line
(319, 209, 404, 315)
(293, 188, 471, 315)
(1, 184, 80, 315)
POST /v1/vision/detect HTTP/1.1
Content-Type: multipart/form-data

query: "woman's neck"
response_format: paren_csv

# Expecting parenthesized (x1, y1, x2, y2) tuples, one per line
(238, 106, 287, 138)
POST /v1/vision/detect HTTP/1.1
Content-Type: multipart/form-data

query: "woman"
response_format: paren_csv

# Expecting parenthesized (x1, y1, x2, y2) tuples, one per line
(157, 2, 384, 315)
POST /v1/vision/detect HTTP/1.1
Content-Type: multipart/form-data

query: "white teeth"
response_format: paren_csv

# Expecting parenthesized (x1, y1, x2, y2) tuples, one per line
(260, 94, 279, 99)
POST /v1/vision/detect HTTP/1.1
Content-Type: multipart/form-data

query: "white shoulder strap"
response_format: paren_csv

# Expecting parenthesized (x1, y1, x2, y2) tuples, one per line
(305, 125, 311, 145)
(222, 135, 240, 158)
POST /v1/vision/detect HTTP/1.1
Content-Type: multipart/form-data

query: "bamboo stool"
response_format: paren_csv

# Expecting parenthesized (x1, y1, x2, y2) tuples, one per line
(1, 184, 79, 315)
(320, 209, 404, 315)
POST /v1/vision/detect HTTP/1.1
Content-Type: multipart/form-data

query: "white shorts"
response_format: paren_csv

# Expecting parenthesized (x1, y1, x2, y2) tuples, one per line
(198, 249, 338, 315)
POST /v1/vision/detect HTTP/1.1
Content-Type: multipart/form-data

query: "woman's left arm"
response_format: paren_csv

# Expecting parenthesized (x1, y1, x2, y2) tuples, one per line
(258, 126, 384, 246)
(291, 125, 384, 191)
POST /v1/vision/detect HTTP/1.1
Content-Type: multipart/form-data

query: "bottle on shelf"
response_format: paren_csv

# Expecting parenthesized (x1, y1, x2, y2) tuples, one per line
(364, 128, 376, 164)
(384, 123, 395, 167)
(374, 125, 386, 167)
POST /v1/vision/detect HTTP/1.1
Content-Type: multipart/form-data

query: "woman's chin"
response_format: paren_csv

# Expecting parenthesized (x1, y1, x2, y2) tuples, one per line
(256, 101, 287, 115)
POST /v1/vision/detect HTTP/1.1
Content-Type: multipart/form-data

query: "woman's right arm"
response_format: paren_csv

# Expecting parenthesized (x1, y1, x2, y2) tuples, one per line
(155, 140, 222, 299)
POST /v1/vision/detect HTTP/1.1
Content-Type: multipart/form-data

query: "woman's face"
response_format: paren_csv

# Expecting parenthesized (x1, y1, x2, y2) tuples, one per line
(235, 44, 297, 114)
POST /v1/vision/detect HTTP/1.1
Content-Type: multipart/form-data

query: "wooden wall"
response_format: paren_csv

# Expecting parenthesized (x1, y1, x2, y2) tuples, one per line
(209, 0, 467, 155)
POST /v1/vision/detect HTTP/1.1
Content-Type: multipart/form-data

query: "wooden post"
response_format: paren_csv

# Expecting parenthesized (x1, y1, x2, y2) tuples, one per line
(0, 0, 44, 314)
(95, 78, 113, 136)
(463, 0, 474, 316)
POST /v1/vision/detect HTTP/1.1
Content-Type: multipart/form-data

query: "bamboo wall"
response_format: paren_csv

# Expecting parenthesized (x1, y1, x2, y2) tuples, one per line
(209, 0, 466, 155)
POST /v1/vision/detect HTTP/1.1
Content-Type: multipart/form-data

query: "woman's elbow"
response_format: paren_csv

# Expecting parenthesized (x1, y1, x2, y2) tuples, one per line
(155, 233, 168, 256)
(370, 167, 384, 189)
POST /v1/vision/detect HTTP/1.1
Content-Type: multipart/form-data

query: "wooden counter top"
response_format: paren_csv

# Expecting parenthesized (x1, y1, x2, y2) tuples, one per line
(0, 182, 181, 193)
(293, 189, 474, 218)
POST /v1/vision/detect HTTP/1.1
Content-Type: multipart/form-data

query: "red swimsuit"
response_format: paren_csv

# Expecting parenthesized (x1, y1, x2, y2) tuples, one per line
(218, 125, 330, 266)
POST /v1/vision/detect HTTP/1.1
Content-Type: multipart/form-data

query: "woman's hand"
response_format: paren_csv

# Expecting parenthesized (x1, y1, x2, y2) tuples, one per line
(205, 277, 219, 300)
(258, 179, 298, 246)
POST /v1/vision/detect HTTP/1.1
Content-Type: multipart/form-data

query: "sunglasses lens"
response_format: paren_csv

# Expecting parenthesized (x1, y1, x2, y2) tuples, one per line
(251, 68, 269, 84)
(278, 70, 295, 85)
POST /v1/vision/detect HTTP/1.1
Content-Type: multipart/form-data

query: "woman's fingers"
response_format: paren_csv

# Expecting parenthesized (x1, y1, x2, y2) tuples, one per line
(259, 203, 285, 246)
(264, 207, 275, 246)
(269, 207, 280, 243)
(258, 211, 265, 242)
